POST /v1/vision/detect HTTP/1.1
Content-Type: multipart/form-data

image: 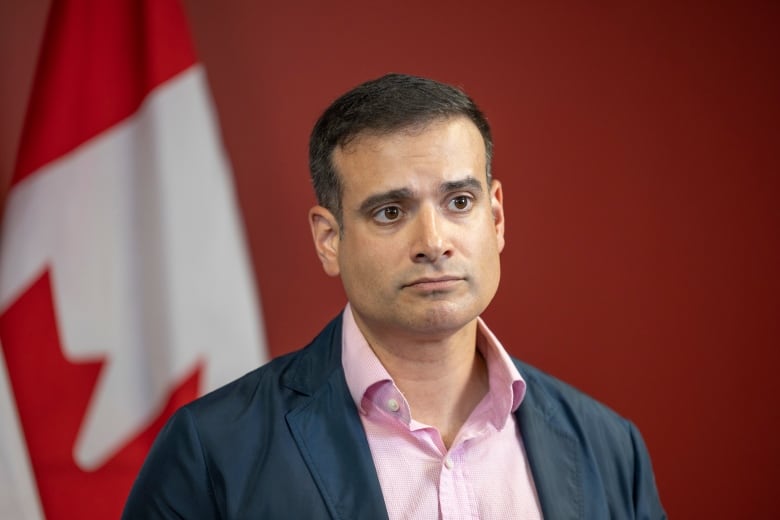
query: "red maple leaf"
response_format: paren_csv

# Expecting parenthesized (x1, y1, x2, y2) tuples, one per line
(0, 270, 201, 519)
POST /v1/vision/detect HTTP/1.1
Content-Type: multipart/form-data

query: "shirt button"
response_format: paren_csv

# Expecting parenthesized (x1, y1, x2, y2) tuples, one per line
(387, 398, 400, 412)
(444, 455, 454, 469)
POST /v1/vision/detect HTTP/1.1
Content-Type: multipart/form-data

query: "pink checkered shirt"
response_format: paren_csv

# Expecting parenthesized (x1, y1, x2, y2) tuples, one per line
(341, 304, 543, 520)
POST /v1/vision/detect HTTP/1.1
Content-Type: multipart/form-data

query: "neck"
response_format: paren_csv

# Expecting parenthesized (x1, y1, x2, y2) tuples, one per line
(353, 315, 489, 448)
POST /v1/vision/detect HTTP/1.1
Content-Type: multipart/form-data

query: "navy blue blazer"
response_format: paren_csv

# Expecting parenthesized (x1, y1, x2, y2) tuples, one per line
(123, 315, 666, 519)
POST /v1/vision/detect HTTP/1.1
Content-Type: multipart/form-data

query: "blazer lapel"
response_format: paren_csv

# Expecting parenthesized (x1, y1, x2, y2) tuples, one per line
(283, 316, 389, 520)
(515, 368, 584, 520)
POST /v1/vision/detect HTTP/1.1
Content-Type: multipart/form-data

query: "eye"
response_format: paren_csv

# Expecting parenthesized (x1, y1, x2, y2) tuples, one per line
(373, 205, 403, 224)
(448, 195, 473, 212)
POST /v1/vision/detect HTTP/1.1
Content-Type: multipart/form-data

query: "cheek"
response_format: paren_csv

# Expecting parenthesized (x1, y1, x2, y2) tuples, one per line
(467, 219, 500, 252)
(472, 225, 503, 275)
(339, 241, 387, 290)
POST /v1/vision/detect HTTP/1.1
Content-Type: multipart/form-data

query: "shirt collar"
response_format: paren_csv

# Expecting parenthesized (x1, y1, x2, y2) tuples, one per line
(341, 304, 394, 414)
(341, 304, 526, 424)
(476, 315, 527, 422)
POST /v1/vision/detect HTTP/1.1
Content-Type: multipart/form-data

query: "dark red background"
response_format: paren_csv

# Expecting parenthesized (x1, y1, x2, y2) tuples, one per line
(1, 2, 778, 518)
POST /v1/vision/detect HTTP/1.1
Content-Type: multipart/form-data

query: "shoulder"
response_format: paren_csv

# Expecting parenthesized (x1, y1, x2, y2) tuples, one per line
(175, 314, 345, 438)
(187, 349, 300, 412)
(513, 359, 666, 518)
(514, 359, 627, 425)
(123, 316, 350, 518)
(513, 358, 640, 458)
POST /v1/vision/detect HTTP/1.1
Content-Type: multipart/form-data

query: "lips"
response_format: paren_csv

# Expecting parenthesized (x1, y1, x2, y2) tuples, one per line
(403, 276, 464, 291)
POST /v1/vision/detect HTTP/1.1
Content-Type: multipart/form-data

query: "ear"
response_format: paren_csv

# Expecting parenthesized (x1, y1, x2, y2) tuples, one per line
(489, 179, 506, 253)
(309, 205, 341, 277)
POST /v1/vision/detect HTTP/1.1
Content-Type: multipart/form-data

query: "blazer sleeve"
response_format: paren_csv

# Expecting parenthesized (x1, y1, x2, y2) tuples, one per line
(122, 407, 220, 520)
(629, 421, 667, 520)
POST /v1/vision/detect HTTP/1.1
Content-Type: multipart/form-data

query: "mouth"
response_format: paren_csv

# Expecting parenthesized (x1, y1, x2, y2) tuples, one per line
(403, 276, 464, 292)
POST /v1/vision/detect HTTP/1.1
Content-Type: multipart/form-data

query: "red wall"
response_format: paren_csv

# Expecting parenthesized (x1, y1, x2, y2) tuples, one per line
(2, 1, 778, 518)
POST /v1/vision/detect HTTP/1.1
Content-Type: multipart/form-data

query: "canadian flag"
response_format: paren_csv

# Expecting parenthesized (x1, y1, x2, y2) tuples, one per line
(0, 1, 266, 518)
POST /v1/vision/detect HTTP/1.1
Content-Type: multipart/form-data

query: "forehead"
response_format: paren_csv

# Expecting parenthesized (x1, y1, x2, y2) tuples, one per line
(333, 117, 487, 192)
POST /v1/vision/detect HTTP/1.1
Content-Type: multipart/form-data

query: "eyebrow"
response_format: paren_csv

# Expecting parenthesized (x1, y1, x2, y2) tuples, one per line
(358, 188, 413, 215)
(440, 176, 484, 194)
(356, 176, 485, 215)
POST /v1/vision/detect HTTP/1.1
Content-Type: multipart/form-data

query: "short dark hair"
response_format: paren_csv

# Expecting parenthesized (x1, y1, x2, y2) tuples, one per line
(309, 73, 493, 222)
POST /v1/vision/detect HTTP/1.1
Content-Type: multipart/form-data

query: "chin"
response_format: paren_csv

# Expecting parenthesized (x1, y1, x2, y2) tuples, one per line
(402, 302, 482, 336)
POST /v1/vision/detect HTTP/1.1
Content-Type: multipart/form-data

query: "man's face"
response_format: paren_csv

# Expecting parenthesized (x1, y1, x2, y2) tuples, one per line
(309, 116, 505, 341)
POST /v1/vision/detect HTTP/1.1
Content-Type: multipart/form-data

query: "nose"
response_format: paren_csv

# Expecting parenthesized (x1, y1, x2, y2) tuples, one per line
(411, 204, 451, 263)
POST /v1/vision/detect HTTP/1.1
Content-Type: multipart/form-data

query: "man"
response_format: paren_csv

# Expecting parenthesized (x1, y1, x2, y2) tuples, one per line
(123, 74, 666, 519)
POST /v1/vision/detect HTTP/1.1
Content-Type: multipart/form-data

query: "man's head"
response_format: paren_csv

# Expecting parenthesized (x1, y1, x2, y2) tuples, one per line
(309, 73, 493, 224)
(308, 74, 505, 342)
